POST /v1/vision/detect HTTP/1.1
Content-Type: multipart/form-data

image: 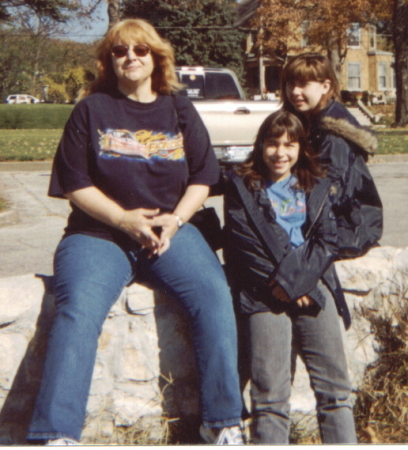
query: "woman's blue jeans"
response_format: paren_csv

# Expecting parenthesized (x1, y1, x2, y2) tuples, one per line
(248, 281, 357, 444)
(27, 224, 242, 442)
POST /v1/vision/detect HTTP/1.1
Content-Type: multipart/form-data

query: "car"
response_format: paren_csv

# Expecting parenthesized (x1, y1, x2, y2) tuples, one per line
(5, 94, 41, 104)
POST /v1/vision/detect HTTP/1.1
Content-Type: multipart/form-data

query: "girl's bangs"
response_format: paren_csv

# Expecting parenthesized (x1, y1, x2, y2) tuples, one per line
(265, 121, 303, 143)
(286, 60, 324, 84)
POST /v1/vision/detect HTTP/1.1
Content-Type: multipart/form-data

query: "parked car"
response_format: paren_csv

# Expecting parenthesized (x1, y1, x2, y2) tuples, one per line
(5, 94, 40, 104)
(175, 66, 280, 165)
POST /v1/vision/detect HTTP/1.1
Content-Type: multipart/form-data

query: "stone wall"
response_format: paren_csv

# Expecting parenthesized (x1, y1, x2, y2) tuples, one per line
(0, 246, 407, 444)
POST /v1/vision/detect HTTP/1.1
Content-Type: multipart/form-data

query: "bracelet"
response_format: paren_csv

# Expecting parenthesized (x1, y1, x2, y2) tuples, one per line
(173, 214, 184, 228)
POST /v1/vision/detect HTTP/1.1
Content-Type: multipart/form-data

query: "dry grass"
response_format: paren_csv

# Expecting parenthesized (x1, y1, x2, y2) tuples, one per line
(354, 293, 408, 444)
(0, 196, 7, 212)
(79, 373, 196, 445)
(289, 414, 321, 444)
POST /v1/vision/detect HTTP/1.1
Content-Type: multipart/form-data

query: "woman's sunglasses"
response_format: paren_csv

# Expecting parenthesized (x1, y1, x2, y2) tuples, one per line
(111, 44, 150, 58)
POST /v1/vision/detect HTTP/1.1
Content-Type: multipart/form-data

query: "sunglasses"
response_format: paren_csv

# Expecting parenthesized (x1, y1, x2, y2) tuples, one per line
(111, 44, 150, 58)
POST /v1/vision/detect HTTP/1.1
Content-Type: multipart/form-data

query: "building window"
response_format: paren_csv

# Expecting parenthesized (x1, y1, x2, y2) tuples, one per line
(348, 23, 361, 48)
(348, 63, 361, 90)
(378, 62, 387, 90)
(369, 25, 376, 50)
(301, 21, 310, 48)
(391, 64, 396, 89)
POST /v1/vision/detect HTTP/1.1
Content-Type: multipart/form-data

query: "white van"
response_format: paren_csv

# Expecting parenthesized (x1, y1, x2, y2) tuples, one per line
(6, 94, 40, 104)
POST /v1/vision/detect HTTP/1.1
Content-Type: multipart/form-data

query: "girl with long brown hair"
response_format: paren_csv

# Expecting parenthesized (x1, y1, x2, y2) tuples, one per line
(224, 109, 357, 443)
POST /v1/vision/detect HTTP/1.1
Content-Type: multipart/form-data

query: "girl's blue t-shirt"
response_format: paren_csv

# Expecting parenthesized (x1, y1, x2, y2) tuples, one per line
(265, 175, 306, 248)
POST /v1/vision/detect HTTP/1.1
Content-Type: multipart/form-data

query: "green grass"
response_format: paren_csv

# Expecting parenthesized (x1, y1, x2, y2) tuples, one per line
(0, 127, 406, 162)
(0, 104, 73, 129)
(0, 129, 62, 161)
(375, 129, 408, 154)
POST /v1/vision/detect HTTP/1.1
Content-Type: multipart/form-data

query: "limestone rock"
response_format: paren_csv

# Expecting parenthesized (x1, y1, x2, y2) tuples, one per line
(0, 246, 407, 444)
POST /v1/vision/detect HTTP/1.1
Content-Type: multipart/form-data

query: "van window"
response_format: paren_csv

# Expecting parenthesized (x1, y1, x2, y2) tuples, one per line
(179, 74, 205, 99)
(178, 71, 241, 100)
(204, 73, 240, 100)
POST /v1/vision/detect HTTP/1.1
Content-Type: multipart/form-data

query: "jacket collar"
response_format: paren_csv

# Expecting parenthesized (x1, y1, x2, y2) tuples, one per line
(311, 101, 377, 156)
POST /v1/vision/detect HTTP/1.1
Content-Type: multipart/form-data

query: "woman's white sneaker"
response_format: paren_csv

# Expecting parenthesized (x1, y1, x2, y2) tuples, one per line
(46, 438, 80, 445)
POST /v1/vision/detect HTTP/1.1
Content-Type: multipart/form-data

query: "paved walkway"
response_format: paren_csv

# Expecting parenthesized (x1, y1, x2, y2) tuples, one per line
(0, 157, 407, 279)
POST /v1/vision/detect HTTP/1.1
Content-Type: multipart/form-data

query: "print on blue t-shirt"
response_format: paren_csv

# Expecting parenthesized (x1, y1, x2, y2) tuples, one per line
(265, 175, 306, 248)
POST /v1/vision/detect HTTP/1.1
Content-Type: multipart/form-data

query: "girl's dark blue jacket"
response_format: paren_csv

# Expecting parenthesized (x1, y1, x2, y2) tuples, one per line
(310, 101, 383, 257)
(223, 172, 351, 329)
(223, 101, 383, 329)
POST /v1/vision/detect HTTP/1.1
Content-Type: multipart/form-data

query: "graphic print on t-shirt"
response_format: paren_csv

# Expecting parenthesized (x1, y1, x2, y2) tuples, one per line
(98, 128, 185, 161)
(270, 191, 306, 217)
(266, 176, 306, 248)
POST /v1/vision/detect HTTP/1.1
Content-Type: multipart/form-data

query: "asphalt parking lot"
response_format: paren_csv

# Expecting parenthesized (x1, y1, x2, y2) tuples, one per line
(0, 158, 407, 279)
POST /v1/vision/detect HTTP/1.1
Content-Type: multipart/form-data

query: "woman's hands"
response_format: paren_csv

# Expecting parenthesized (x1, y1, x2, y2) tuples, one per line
(65, 184, 210, 257)
(117, 208, 162, 256)
(269, 280, 315, 308)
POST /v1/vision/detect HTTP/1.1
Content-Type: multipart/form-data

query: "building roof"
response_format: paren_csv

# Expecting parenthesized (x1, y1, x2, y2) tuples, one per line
(235, 0, 259, 27)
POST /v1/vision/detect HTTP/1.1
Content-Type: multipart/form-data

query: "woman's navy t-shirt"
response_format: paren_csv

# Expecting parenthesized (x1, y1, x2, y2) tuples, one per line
(48, 91, 220, 248)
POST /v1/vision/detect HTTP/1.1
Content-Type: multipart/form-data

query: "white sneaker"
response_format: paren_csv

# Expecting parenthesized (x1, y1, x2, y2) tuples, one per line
(46, 438, 80, 445)
(200, 424, 245, 445)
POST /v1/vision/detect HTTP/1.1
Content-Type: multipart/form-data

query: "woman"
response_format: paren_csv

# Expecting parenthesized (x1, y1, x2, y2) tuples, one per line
(281, 52, 382, 258)
(224, 110, 357, 443)
(27, 18, 243, 445)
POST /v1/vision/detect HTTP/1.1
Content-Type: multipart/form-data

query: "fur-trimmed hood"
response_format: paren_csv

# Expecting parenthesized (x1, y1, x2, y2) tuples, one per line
(320, 116, 378, 156)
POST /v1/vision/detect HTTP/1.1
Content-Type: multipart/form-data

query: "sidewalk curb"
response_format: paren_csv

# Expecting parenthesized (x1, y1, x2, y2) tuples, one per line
(0, 161, 53, 172)
(369, 154, 408, 163)
(0, 209, 19, 227)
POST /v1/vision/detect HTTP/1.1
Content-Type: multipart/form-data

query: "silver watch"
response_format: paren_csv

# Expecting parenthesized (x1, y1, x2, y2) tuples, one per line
(173, 214, 183, 228)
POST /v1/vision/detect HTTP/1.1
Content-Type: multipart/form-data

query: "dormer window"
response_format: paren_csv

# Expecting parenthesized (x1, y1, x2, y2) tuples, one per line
(369, 25, 376, 50)
(347, 23, 361, 48)
(301, 21, 310, 48)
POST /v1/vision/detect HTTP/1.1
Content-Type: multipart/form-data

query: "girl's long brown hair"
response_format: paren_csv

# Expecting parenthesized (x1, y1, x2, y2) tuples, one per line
(78, 18, 182, 100)
(236, 110, 323, 192)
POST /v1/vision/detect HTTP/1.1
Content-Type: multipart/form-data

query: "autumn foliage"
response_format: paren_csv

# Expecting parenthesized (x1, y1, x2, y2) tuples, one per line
(252, 0, 393, 62)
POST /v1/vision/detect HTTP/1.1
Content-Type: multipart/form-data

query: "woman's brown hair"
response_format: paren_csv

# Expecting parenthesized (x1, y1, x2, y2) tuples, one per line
(236, 110, 323, 192)
(281, 53, 341, 117)
(78, 18, 182, 100)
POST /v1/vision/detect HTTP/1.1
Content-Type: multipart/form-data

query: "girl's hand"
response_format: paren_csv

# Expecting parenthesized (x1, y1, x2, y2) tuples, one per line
(296, 295, 315, 308)
(270, 280, 315, 307)
(270, 280, 291, 303)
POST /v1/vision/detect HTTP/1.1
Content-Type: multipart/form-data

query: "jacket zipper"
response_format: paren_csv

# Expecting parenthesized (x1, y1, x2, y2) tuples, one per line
(304, 188, 331, 241)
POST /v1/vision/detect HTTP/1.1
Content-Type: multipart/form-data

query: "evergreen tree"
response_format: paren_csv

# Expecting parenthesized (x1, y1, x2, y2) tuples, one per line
(122, 0, 246, 83)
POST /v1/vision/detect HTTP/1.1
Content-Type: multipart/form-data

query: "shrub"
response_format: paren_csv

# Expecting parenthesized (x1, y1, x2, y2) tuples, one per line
(0, 104, 73, 129)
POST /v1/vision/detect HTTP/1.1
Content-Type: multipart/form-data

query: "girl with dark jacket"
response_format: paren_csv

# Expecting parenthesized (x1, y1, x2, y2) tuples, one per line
(224, 110, 357, 443)
(281, 53, 383, 258)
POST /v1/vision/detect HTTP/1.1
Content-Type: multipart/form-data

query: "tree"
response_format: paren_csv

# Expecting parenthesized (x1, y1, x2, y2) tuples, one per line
(393, 0, 408, 126)
(0, 0, 99, 99)
(107, 0, 120, 28)
(121, 0, 246, 82)
(0, 25, 95, 100)
(0, 28, 32, 97)
(0, 0, 80, 23)
(252, 0, 379, 79)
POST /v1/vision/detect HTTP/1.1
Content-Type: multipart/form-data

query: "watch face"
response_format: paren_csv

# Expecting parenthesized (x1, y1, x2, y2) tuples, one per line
(174, 214, 183, 228)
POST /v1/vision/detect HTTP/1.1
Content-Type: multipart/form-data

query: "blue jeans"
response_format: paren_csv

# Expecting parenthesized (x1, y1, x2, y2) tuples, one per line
(27, 224, 242, 442)
(248, 281, 356, 444)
